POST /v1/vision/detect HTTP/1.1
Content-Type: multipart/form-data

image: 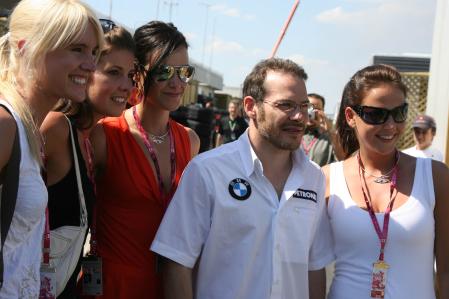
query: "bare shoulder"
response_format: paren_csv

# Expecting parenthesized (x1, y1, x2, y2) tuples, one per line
(186, 127, 200, 158)
(321, 164, 331, 180)
(40, 111, 69, 157)
(0, 107, 17, 173)
(40, 111, 69, 140)
(321, 164, 331, 202)
(432, 159, 449, 190)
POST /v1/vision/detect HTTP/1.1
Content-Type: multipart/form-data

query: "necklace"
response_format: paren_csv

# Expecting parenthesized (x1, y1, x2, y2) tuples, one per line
(148, 130, 169, 144)
(357, 151, 400, 184)
(132, 106, 176, 203)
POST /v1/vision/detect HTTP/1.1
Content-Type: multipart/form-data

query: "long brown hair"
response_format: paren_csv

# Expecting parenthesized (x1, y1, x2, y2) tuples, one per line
(335, 64, 407, 158)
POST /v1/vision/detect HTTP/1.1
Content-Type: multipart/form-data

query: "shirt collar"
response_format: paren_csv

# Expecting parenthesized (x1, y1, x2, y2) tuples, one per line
(237, 130, 307, 177)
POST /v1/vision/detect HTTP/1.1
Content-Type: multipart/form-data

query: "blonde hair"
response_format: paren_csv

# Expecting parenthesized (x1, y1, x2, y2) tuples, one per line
(0, 0, 103, 165)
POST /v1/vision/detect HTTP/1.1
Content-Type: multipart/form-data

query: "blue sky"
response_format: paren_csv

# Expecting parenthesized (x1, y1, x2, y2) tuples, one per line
(82, 0, 436, 113)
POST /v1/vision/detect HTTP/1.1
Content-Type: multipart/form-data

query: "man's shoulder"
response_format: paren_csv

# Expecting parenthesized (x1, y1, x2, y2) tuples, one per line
(294, 148, 322, 173)
(193, 141, 241, 165)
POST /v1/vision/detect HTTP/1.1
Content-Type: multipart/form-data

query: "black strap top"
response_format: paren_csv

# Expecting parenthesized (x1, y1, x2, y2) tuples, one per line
(47, 117, 95, 229)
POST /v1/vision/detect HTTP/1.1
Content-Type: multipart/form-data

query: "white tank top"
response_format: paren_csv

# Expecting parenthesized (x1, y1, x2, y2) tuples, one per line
(0, 100, 47, 298)
(327, 158, 435, 299)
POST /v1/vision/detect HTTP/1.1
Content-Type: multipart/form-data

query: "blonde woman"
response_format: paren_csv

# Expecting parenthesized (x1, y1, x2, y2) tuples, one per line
(41, 24, 135, 298)
(0, 0, 102, 297)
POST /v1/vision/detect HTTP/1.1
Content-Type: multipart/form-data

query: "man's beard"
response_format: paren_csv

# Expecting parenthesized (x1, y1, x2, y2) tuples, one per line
(256, 105, 304, 151)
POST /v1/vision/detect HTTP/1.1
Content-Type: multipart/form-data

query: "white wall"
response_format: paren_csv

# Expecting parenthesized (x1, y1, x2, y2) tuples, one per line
(426, 0, 449, 162)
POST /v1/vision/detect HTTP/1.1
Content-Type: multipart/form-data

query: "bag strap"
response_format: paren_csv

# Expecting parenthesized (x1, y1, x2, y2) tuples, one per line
(0, 103, 21, 289)
(65, 115, 87, 227)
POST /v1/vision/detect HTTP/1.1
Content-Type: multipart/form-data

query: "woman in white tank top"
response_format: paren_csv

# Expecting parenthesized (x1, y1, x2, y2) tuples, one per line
(322, 64, 449, 299)
(0, 1, 103, 297)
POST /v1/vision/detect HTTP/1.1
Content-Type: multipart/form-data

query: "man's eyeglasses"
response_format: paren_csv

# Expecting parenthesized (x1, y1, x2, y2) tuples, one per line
(351, 103, 408, 125)
(263, 100, 312, 115)
(99, 18, 116, 33)
(150, 64, 195, 83)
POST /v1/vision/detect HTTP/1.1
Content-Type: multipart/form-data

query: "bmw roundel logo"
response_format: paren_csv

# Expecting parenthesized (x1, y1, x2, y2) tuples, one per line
(228, 178, 252, 201)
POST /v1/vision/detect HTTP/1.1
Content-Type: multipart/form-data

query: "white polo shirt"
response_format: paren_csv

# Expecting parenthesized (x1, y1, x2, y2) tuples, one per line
(403, 145, 443, 162)
(151, 132, 334, 299)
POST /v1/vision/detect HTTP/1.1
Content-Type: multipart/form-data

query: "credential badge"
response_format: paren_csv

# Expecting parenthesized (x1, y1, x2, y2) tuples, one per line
(228, 178, 252, 201)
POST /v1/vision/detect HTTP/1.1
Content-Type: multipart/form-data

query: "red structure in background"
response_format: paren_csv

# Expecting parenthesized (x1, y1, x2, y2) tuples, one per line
(269, 0, 300, 58)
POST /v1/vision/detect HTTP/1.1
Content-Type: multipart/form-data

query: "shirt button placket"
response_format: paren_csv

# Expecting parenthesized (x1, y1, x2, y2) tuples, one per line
(271, 214, 282, 298)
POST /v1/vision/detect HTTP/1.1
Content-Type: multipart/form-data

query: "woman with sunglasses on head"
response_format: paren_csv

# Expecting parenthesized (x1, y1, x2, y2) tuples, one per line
(89, 21, 199, 298)
(323, 64, 449, 299)
(40, 23, 135, 298)
(0, 0, 102, 297)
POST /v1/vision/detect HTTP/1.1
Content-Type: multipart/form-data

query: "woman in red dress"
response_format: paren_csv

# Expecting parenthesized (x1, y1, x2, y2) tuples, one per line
(90, 21, 200, 298)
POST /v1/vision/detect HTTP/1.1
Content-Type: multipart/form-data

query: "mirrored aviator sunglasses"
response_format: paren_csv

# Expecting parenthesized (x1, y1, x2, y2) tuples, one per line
(152, 65, 195, 83)
(351, 103, 408, 125)
(99, 18, 116, 33)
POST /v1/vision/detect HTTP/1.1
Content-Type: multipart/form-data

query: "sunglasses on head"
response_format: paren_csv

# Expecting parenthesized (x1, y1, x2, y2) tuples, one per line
(351, 103, 408, 125)
(150, 64, 195, 83)
(99, 18, 116, 33)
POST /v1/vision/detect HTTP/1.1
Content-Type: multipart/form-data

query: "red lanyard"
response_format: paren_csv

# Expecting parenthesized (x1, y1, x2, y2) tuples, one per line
(43, 208, 51, 265)
(83, 133, 98, 256)
(41, 147, 51, 265)
(358, 154, 398, 261)
(301, 136, 318, 155)
(132, 106, 176, 200)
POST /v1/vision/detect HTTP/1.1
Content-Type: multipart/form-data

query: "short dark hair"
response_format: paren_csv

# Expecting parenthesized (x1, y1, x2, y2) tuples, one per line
(308, 93, 325, 108)
(242, 58, 308, 102)
(336, 64, 407, 157)
(102, 26, 135, 56)
(134, 21, 188, 97)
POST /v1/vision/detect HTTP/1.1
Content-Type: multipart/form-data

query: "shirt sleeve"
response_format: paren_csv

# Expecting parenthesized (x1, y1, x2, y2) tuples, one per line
(151, 159, 212, 268)
(308, 173, 335, 270)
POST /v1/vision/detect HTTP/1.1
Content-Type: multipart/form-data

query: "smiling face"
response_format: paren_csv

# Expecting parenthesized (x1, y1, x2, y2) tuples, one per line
(87, 48, 135, 118)
(40, 22, 99, 103)
(253, 70, 308, 151)
(413, 127, 434, 150)
(144, 46, 189, 112)
(228, 102, 238, 119)
(346, 83, 407, 156)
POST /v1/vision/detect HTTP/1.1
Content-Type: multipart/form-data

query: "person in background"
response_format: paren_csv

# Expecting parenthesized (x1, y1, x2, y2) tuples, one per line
(40, 23, 135, 298)
(89, 21, 199, 298)
(324, 64, 449, 299)
(0, 0, 101, 297)
(152, 58, 334, 299)
(403, 114, 443, 161)
(215, 99, 248, 146)
(302, 93, 339, 166)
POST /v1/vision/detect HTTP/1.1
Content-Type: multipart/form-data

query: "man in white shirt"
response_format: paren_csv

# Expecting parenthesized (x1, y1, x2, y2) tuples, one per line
(403, 114, 443, 161)
(151, 58, 334, 299)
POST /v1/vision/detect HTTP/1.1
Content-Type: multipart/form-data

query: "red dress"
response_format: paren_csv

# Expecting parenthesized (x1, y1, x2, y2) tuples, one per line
(95, 114, 191, 298)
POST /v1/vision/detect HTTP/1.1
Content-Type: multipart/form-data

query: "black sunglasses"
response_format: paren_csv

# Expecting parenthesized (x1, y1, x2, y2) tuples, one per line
(150, 64, 195, 83)
(99, 18, 116, 33)
(351, 103, 408, 125)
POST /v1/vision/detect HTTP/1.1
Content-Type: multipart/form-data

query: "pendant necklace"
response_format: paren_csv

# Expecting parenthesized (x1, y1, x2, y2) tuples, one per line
(148, 130, 169, 144)
(357, 151, 400, 184)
